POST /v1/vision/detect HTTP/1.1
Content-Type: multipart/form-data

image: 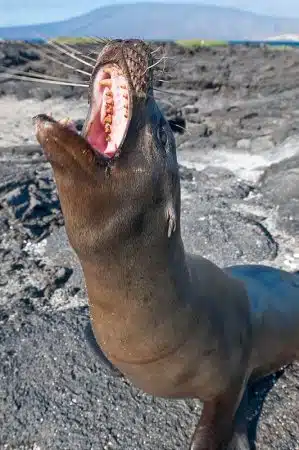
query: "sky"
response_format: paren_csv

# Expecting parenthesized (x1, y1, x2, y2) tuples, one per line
(0, 0, 298, 27)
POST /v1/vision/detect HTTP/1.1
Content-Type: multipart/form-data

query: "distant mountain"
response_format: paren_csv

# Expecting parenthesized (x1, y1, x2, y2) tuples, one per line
(0, 2, 298, 41)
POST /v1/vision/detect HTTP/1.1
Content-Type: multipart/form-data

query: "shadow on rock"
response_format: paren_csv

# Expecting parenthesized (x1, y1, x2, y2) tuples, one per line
(247, 368, 285, 449)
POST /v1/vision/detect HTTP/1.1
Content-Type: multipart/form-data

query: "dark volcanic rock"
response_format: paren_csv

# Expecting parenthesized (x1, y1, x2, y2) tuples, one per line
(259, 154, 299, 205)
(0, 45, 40, 68)
(0, 165, 62, 241)
(258, 154, 299, 236)
(1, 42, 299, 450)
(180, 175, 277, 265)
(0, 304, 199, 450)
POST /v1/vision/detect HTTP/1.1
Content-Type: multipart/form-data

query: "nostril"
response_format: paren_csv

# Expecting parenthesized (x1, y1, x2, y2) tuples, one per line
(32, 113, 55, 125)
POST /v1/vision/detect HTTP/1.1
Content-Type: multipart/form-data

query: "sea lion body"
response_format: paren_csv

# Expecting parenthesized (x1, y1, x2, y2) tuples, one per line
(227, 265, 299, 378)
(34, 39, 299, 449)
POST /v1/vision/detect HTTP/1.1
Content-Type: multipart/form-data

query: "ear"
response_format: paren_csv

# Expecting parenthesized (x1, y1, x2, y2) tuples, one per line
(166, 202, 177, 237)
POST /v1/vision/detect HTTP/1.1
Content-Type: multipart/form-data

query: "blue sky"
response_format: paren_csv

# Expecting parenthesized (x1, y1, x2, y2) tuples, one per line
(0, 0, 298, 27)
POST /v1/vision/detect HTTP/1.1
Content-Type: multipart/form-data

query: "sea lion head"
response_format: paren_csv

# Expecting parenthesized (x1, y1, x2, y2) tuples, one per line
(34, 39, 180, 260)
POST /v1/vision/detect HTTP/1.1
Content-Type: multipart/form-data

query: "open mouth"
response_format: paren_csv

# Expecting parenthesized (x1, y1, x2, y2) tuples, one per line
(82, 64, 131, 159)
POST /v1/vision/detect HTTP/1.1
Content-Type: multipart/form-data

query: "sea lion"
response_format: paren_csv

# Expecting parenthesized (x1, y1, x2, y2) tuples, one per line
(33, 39, 299, 450)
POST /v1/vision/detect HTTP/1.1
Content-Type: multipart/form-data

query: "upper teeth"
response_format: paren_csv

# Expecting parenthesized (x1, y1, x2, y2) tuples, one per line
(99, 79, 112, 88)
(99, 69, 130, 143)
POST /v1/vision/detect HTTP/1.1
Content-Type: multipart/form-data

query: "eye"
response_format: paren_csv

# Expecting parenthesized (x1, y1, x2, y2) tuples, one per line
(158, 126, 168, 146)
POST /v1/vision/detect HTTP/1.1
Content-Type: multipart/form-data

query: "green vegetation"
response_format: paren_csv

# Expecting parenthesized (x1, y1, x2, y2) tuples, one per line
(176, 39, 228, 48)
(53, 36, 98, 44)
(176, 39, 298, 51)
(52, 37, 229, 48)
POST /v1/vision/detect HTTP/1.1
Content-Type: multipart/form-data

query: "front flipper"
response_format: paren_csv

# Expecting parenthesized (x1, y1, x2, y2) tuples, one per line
(190, 378, 249, 450)
(84, 322, 123, 378)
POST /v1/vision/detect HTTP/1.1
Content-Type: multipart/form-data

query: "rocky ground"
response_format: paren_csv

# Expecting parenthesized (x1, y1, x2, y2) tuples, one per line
(0, 42, 299, 449)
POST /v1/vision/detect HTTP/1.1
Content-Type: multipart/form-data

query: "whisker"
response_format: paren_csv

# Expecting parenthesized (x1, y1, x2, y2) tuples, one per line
(156, 51, 168, 78)
(23, 42, 92, 77)
(149, 95, 189, 135)
(154, 51, 186, 77)
(162, 52, 167, 76)
(41, 50, 92, 77)
(169, 122, 188, 133)
(0, 73, 88, 87)
(151, 46, 162, 55)
(144, 51, 177, 76)
(4, 68, 84, 83)
(49, 40, 98, 63)
(32, 33, 94, 68)
(46, 39, 95, 68)
(153, 87, 184, 95)
(159, 47, 172, 78)
(158, 55, 177, 60)
(86, 51, 99, 60)
(80, 53, 97, 63)
(143, 56, 169, 75)
(90, 36, 112, 45)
